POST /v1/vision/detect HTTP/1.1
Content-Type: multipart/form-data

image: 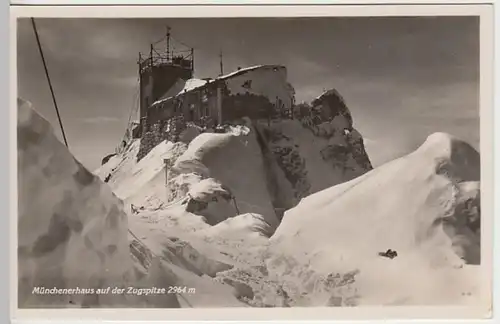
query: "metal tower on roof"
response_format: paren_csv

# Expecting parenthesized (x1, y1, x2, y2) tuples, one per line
(137, 26, 195, 74)
(137, 27, 195, 123)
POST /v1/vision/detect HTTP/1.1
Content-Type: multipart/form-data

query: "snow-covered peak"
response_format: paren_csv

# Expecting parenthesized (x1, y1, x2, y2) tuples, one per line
(416, 132, 478, 160)
(413, 132, 480, 182)
(271, 130, 480, 260)
(267, 130, 482, 305)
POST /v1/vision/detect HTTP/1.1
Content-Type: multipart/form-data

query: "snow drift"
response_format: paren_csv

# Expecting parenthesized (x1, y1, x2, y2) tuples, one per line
(17, 99, 244, 308)
(18, 98, 141, 307)
(170, 121, 280, 228)
(269, 132, 482, 305)
(97, 122, 280, 228)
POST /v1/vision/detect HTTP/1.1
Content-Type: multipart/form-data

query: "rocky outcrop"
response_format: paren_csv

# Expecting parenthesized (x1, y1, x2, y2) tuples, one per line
(259, 126, 311, 200)
(137, 116, 188, 161)
(307, 89, 372, 172)
(311, 89, 353, 126)
(253, 88, 372, 201)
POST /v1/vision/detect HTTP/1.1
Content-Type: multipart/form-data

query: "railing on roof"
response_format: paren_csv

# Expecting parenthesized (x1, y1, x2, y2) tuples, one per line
(138, 26, 195, 73)
(138, 51, 194, 73)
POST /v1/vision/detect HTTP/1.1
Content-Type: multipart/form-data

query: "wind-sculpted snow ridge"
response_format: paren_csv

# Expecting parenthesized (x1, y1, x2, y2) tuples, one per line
(17, 99, 177, 308)
(170, 119, 280, 229)
(270, 132, 482, 306)
(17, 99, 245, 308)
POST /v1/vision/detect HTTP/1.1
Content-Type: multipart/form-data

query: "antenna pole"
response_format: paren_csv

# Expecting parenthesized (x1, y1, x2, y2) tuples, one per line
(191, 48, 194, 73)
(149, 43, 153, 69)
(166, 26, 171, 60)
(219, 50, 224, 76)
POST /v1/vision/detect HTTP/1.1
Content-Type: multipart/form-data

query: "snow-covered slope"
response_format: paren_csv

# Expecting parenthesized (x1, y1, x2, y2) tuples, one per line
(97, 120, 280, 228)
(17, 99, 245, 308)
(18, 99, 140, 307)
(269, 132, 482, 306)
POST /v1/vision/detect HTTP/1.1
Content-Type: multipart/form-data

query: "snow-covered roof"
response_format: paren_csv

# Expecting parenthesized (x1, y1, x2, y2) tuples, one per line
(216, 64, 284, 81)
(151, 65, 285, 107)
(152, 78, 210, 106)
(183, 78, 212, 92)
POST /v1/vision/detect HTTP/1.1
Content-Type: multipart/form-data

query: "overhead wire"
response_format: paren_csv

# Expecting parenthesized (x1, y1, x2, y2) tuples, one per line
(31, 17, 69, 148)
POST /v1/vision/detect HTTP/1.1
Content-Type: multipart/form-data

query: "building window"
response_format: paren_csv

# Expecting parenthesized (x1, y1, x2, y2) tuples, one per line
(242, 80, 252, 89)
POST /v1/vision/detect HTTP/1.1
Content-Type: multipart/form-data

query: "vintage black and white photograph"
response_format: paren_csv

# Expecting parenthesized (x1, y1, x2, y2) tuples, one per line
(14, 6, 492, 316)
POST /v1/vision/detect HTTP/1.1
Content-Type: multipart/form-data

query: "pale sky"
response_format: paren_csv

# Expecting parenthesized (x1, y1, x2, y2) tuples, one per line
(17, 17, 479, 170)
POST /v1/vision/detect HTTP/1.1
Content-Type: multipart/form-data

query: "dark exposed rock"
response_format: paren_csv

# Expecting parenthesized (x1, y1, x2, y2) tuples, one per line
(378, 249, 398, 259)
(311, 89, 353, 127)
(104, 174, 111, 183)
(131, 122, 142, 138)
(101, 153, 117, 166)
(137, 115, 187, 161)
(185, 198, 209, 213)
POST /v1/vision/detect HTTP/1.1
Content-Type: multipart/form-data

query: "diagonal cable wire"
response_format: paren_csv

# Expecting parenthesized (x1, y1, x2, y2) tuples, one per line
(31, 17, 69, 148)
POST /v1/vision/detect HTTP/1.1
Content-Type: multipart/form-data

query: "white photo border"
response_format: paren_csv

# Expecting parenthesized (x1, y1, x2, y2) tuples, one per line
(7, 2, 496, 323)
